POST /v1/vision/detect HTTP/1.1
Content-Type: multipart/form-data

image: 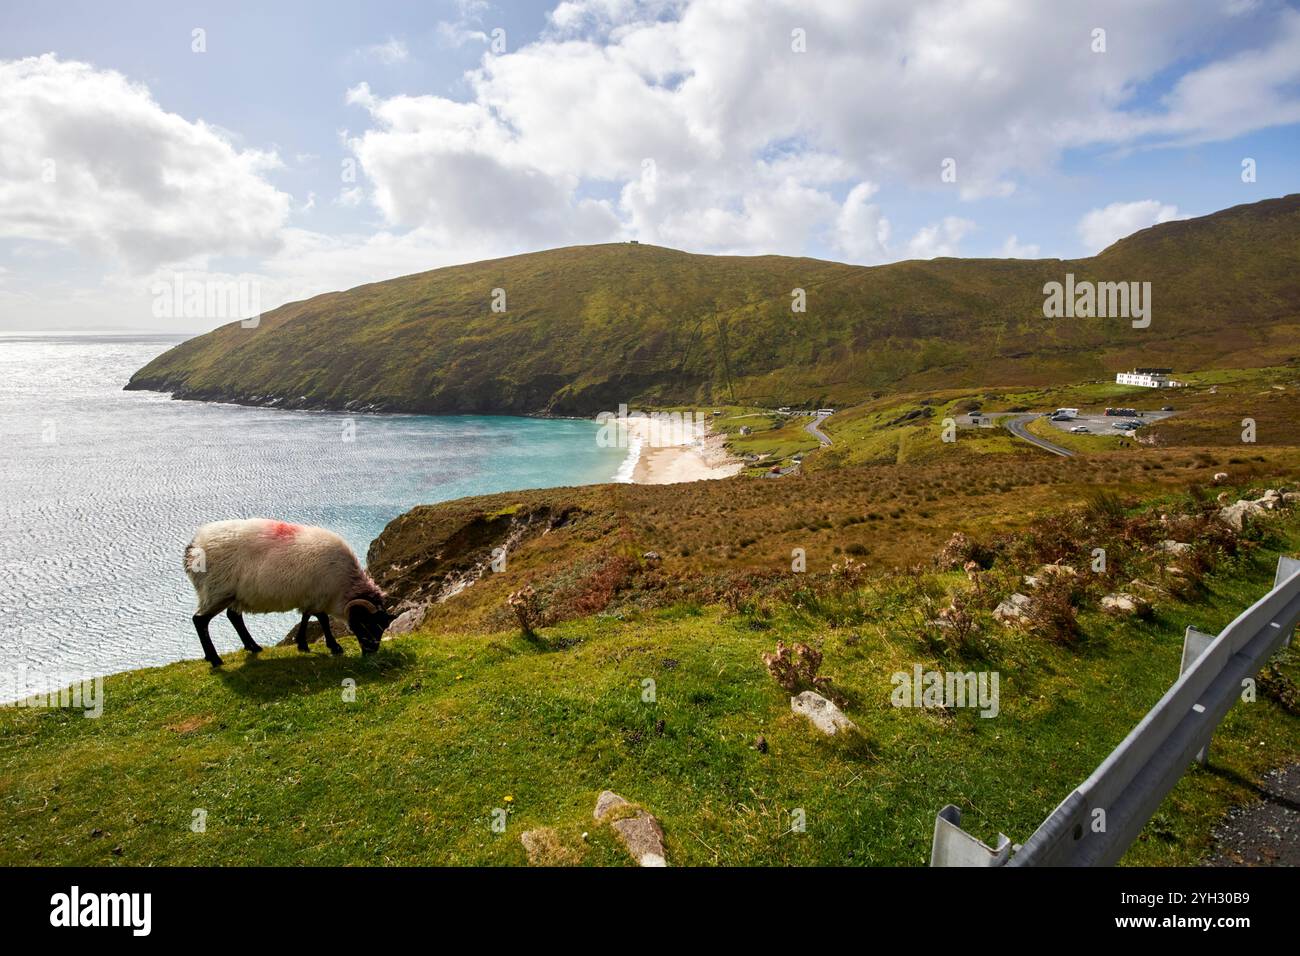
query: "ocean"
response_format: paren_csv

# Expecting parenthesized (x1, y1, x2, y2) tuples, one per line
(0, 333, 629, 699)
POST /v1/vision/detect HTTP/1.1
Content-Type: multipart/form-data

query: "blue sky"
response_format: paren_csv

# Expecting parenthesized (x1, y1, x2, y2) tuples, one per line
(1, 0, 1299, 330)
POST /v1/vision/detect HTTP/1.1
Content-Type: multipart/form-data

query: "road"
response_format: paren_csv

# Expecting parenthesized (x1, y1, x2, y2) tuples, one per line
(805, 411, 832, 446)
(1003, 413, 1075, 458)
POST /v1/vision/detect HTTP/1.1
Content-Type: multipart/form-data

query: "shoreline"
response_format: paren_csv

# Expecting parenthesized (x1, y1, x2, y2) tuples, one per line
(618, 413, 743, 485)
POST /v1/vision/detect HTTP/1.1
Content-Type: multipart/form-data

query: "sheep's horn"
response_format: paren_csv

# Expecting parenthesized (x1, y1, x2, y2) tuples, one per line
(345, 598, 378, 615)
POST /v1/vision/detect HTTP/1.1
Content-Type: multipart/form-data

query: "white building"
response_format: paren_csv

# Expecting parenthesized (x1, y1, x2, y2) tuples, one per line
(1116, 367, 1180, 388)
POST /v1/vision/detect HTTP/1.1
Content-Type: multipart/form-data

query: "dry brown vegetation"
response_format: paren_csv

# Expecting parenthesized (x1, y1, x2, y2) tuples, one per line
(367, 442, 1300, 638)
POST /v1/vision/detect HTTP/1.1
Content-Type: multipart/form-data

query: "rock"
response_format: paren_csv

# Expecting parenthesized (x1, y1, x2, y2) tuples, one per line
(642, 551, 663, 569)
(386, 604, 428, 635)
(1220, 499, 1264, 530)
(1157, 539, 1193, 555)
(1021, 574, 1040, 589)
(994, 592, 1032, 624)
(992, 604, 1021, 624)
(1039, 564, 1077, 578)
(790, 690, 858, 736)
(1284, 493, 1300, 505)
(753, 734, 768, 753)
(1213, 472, 1229, 483)
(593, 791, 668, 867)
(1101, 592, 1146, 615)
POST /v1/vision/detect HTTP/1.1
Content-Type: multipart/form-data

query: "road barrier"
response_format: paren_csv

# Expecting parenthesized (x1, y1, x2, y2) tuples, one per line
(931, 555, 1300, 866)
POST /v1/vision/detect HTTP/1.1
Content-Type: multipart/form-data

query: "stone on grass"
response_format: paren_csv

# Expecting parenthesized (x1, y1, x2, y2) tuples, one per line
(386, 604, 428, 635)
(993, 592, 1032, 624)
(1157, 540, 1193, 555)
(1101, 592, 1146, 615)
(790, 690, 857, 736)
(593, 791, 667, 867)
(1219, 499, 1264, 530)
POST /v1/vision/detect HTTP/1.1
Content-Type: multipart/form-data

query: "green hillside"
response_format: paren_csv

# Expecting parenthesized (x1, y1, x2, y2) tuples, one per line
(126, 195, 1300, 415)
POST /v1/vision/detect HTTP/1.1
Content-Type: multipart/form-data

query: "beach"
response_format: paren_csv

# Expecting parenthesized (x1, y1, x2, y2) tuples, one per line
(620, 412, 743, 484)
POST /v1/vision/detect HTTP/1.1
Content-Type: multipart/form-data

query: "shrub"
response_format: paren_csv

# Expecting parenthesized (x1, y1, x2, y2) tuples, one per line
(507, 584, 543, 636)
(1026, 577, 1081, 646)
(761, 641, 842, 703)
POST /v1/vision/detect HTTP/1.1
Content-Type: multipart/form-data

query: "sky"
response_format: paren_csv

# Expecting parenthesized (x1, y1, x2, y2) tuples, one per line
(1, 0, 1299, 332)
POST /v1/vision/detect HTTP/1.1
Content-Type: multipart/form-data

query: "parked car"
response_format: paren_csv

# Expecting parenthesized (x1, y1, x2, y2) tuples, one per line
(1070, 425, 1090, 433)
(1161, 405, 1174, 411)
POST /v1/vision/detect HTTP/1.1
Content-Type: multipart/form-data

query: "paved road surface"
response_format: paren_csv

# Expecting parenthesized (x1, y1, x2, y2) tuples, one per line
(805, 412, 832, 446)
(1004, 413, 1075, 458)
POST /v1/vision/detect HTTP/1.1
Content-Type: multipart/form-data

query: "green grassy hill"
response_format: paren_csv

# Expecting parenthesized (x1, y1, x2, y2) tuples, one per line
(4, 486, 1298, 865)
(126, 195, 1300, 415)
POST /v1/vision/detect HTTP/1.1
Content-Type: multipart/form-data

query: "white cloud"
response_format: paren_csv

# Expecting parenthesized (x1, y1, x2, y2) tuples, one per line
(999, 234, 1040, 258)
(1077, 200, 1182, 253)
(834, 182, 891, 264)
(8, 1, 1300, 330)
(362, 39, 410, 65)
(339, 0, 1300, 260)
(0, 55, 291, 272)
(907, 217, 975, 259)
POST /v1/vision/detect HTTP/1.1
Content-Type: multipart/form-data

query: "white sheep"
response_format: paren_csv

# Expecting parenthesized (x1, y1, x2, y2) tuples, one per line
(184, 519, 395, 666)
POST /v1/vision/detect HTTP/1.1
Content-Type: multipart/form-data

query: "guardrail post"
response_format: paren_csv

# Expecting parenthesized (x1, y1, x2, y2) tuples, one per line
(1180, 626, 1217, 765)
(1276, 557, 1299, 648)
(930, 805, 1012, 866)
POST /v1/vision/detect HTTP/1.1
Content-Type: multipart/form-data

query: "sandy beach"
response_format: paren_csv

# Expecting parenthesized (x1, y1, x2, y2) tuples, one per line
(619, 413, 743, 484)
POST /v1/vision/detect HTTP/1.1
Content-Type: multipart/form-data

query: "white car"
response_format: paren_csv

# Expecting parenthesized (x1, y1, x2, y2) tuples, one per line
(1070, 425, 1090, 434)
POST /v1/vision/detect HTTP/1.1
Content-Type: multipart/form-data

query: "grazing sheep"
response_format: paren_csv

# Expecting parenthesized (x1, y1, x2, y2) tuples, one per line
(184, 519, 395, 666)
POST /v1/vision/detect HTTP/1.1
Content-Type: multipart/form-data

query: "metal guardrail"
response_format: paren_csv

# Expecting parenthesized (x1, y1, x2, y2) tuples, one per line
(932, 555, 1300, 866)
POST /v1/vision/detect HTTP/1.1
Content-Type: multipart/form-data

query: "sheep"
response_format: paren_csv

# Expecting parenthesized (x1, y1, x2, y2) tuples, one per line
(184, 519, 395, 667)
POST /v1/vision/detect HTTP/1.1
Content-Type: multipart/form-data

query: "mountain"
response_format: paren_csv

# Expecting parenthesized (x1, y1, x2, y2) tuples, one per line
(126, 195, 1300, 414)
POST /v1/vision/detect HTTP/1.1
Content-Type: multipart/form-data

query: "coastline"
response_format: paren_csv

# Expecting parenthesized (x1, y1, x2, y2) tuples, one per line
(618, 412, 743, 484)
(126, 378, 743, 487)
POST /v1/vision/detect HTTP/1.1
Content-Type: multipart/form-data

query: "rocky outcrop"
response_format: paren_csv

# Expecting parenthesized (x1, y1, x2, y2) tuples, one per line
(790, 691, 857, 736)
(993, 592, 1033, 624)
(593, 791, 667, 867)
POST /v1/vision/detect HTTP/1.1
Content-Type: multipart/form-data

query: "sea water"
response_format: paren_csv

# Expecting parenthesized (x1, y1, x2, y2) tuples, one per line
(0, 333, 628, 698)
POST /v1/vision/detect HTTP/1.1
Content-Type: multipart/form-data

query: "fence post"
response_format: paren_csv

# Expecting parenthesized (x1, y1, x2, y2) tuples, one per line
(1180, 626, 1217, 765)
(930, 805, 1012, 866)
(1276, 556, 1300, 648)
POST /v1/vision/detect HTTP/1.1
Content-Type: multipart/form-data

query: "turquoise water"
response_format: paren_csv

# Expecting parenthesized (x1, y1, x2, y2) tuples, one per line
(0, 333, 628, 697)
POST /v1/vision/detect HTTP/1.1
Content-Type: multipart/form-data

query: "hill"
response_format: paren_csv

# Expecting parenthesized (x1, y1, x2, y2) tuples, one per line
(3, 479, 1298, 865)
(126, 196, 1300, 415)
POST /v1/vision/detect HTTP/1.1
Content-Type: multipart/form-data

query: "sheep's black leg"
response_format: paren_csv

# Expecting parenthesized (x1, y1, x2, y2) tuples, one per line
(319, 614, 344, 655)
(295, 613, 311, 653)
(193, 613, 223, 667)
(226, 609, 262, 653)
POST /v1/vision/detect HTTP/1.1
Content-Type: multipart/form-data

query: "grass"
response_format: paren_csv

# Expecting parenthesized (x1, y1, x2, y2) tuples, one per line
(3, 506, 1298, 866)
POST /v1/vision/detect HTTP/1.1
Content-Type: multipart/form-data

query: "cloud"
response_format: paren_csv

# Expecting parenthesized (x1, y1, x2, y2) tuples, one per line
(340, 0, 1300, 260)
(0, 55, 291, 272)
(907, 217, 975, 259)
(834, 182, 891, 264)
(999, 234, 1040, 258)
(361, 39, 410, 65)
(1077, 200, 1182, 253)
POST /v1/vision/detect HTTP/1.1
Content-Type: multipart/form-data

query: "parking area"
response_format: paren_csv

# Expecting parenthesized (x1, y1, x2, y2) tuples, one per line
(1042, 408, 1176, 436)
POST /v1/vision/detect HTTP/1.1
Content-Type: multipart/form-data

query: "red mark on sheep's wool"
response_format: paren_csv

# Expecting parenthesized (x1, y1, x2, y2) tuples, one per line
(266, 521, 300, 541)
